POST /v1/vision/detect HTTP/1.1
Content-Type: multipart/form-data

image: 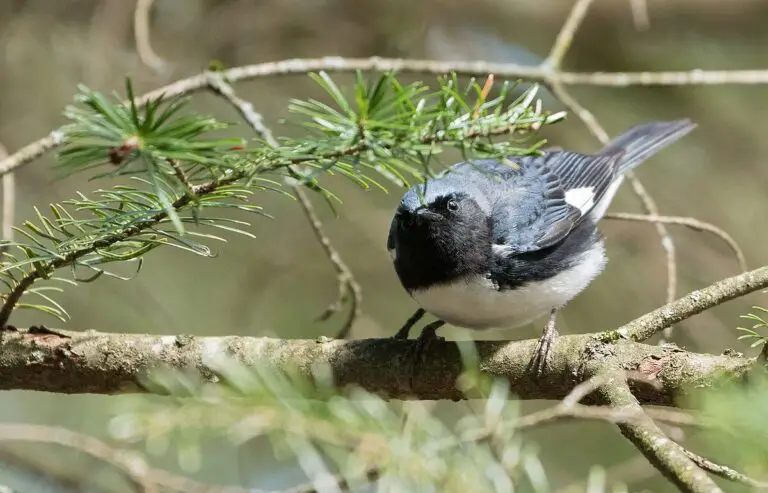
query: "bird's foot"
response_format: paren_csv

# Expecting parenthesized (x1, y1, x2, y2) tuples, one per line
(405, 320, 445, 391)
(529, 309, 559, 380)
(393, 308, 426, 340)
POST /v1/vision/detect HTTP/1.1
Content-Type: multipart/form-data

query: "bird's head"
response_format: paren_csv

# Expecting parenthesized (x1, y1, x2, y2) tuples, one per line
(390, 182, 492, 285)
(396, 185, 482, 227)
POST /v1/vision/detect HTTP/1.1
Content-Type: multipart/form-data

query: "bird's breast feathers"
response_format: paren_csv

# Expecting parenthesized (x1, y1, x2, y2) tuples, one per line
(409, 243, 607, 329)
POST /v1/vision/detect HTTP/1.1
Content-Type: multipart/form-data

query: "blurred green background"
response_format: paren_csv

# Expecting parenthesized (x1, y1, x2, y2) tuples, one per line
(1, 0, 766, 491)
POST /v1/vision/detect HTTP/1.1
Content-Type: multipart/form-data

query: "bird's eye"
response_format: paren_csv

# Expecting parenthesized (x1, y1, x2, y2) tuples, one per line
(446, 199, 459, 212)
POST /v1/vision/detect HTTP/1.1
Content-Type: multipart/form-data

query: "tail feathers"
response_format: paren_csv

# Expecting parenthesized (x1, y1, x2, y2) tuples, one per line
(601, 119, 696, 173)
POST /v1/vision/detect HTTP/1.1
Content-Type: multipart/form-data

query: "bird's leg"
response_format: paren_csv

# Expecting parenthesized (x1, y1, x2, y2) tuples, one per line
(406, 319, 446, 391)
(530, 308, 559, 379)
(393, 308, 426, 339)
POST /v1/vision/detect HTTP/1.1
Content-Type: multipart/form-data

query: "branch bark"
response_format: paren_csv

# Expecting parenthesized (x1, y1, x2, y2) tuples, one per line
(598, 381, 723, 493)
(0, 327, 750, 402)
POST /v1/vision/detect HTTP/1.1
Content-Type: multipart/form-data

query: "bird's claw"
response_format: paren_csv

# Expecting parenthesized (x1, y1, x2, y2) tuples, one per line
(529, 310, 559, 380)
(405, 321, 445, 391)
(393, 308, 426, 340)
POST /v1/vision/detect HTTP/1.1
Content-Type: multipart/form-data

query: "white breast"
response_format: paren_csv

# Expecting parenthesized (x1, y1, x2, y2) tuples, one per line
(410, 244, 607, 330)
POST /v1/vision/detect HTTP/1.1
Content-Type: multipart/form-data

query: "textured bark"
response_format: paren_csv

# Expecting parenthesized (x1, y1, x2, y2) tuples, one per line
(0, 327, 750, 403)
(597, 376, 722, 493)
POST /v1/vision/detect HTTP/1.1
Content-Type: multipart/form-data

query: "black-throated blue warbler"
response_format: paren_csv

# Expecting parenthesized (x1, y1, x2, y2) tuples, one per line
(387, 119, 696, 376)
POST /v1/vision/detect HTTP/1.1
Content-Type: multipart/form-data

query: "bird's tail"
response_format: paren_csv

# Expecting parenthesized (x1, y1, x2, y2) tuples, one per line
(601, 119, 697, 173)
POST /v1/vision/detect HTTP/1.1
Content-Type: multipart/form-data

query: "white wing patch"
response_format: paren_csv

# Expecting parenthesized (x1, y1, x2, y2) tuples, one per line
(491, 244, 513, 257)
(564, 186, 595, 214)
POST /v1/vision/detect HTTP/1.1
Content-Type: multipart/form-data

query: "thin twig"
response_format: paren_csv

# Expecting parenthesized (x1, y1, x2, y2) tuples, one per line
(604, 212, 747, 272)
(0, 143, 12, 256)
(562, 372, 612, 407)
(0, 424, 257, 493)
(545, 0, 680, 340)
(294, 190, 362, 338)
(681, 449, 768, 489)
(629, 0, 651, 30)
(204, 71, 362, 338)
(0, 447, 83, 492)
(133, 0, 165, 72)
(5, 58, 768, 178)
(0, 172, 242, 327)
(470, 373, 699, 442)
(0, 424, 156, 493)
(612, 265, 768, 342)
(545, 0, 596, 68)
(550, 82, 679, 327)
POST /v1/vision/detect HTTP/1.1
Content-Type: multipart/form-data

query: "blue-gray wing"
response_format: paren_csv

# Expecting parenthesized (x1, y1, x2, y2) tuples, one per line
(542, 150, 623, 214)
(487, 151, 622, 253)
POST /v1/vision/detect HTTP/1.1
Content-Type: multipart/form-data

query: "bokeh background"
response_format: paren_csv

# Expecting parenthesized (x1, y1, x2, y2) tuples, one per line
(1, 0, 766, 491)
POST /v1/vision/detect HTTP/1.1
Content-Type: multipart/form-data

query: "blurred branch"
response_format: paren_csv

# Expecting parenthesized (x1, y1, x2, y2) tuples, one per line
(603, 213, 747, 272)
(629, 0, 651, 30)
(0, 447, 85, 493)
(0, 424, 253, 493)
(133, 0, 165, 72)
(0, 143, 12, 256)
(204, 71, 362, 338)
(0, 424, 156, 493)
(545, 0, 595, 69)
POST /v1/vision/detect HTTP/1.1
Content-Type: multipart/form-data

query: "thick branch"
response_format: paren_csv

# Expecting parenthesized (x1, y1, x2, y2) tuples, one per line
(0, 327, 750, 403)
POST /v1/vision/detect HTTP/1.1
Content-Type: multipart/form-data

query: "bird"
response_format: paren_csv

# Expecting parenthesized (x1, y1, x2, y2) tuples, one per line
(387, 119, 696, 376)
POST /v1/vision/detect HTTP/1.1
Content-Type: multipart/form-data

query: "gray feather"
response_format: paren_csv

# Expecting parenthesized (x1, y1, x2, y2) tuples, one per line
(601, 119, 697, 173)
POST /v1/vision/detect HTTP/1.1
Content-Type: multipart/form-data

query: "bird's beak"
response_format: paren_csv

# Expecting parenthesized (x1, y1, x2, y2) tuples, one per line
(414, 207, 441, 221)
(396, 207, 440, 227)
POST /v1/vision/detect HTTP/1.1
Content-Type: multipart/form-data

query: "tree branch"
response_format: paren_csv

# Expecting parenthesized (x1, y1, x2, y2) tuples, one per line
(0, 423, 254, 493)
(0, 142, 12, 256)
(0, 326, 750, 402)
(545, 0, 595, 69)
(133, 0, 165, 72)
(3, 58, 768, 177)
(680, 449, 768, 489)
(204, 71, 362, 338)
(603, 213, 747, 273)
(614, 265, 768, 342)
(550, 79, 679, 311)
(598, 381, 722, 493)
(546, 0, 679, 342)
